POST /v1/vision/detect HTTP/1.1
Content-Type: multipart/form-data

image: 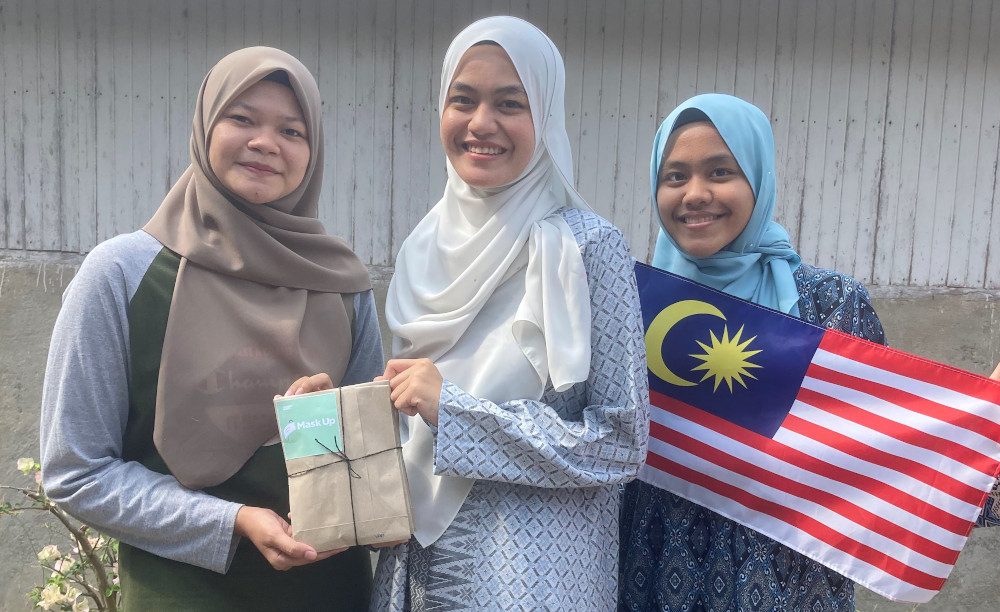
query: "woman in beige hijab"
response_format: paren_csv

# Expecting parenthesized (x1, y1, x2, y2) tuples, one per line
(39, 47, 379, 610)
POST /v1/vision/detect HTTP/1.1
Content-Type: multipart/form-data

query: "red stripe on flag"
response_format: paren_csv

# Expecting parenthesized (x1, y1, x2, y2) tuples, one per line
(650, 420, 961, 565)
(783, 408, 983, 507)
(650, 390, 971, 535)
(819, 331, 1000, 407)
(796, 381, 998, 477)
(806, 362, 1000, 453)
(644, 448, 948, 591)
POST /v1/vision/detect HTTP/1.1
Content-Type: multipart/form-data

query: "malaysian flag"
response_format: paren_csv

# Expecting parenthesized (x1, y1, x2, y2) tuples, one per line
(635, 262, 1000, 603)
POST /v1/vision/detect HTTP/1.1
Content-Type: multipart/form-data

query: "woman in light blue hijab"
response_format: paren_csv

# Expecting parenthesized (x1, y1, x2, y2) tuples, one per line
(619, 93, 887, 611)
(648, 93, 802, 315)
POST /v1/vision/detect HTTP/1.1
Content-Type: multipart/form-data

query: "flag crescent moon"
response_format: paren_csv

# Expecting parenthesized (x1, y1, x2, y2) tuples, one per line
(645, 299, 726, 386)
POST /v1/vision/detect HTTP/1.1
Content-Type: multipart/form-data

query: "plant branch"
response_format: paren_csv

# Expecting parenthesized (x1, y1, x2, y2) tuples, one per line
(23, 491, 117, 612)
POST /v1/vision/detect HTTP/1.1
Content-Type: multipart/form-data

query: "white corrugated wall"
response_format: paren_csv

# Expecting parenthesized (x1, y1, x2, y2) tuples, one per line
(1, 0, 998, 288)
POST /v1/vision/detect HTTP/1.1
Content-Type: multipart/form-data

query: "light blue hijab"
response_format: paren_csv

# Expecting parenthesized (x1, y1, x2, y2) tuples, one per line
(650, 93, 801, 315)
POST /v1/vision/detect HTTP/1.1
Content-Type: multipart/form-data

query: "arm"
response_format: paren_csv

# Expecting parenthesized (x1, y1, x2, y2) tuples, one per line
(340, 290, 386, 385)
(39, 242, 242, 573)
(429, 223, 648, 488)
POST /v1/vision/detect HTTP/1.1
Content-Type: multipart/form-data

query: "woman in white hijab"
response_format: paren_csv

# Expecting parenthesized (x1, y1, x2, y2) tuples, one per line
(371, 16, 648, 610)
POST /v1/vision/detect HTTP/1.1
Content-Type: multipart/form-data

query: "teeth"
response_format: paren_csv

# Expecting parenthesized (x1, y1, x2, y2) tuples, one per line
(467, 145, 503, 155)
(683, 214, 720, 224)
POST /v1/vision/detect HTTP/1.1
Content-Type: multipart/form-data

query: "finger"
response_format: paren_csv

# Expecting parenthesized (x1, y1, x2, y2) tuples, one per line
(389, 376, 412, 403)
(314, 546, 348, 561)
(268, 528, 317, 562)
(284, 376, 310, 396)
(384, 358, 422, 377)
(307, 373, 334, 390)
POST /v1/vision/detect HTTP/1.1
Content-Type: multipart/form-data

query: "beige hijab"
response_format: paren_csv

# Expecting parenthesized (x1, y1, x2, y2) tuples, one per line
(144, 47, 371, 490)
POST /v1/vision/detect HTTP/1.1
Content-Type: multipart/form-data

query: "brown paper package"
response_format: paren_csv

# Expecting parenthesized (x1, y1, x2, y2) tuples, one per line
(279, 380, 414, 550)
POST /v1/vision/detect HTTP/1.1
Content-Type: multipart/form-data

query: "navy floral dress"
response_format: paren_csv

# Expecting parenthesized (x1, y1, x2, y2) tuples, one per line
(619, 264, 887, 612)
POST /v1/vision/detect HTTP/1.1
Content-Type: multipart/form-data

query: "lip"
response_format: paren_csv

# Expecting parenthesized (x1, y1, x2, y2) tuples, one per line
(239, 161, 279, 174)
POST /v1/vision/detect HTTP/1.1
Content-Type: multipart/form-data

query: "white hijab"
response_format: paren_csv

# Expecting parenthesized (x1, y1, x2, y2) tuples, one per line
(385, 16, 593, 546)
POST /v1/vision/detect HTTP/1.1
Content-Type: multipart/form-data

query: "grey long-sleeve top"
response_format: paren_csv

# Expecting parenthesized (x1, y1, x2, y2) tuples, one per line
(39, 230, 384, 573)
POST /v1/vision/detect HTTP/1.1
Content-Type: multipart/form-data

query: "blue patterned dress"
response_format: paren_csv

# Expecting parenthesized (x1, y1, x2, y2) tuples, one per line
(371, 207, 649, 611)
(619, 264, 887, 612)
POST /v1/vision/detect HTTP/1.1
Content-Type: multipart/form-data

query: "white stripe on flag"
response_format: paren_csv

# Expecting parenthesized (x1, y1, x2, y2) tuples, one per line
(773, 406, 983, 521)
(812, 349, 1000, 426)
(799, 374, 1000, 464)
(637, 459, 941, 603)
(648, 406, 970, 551)
(788, 393, 993, 491)
(645, 433, 958, 578)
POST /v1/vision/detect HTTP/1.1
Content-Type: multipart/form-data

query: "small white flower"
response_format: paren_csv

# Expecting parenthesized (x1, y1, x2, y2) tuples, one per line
(36, 583, 63, 610)
(36, 545, 60, 563)
(72, 598, 91, 612)
(51, 555, 76, 575)
(17, 457, 35, 475)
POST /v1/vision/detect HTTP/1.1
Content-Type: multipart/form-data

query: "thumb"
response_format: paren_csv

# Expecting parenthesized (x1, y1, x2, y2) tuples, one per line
(272, 530, 317, 561)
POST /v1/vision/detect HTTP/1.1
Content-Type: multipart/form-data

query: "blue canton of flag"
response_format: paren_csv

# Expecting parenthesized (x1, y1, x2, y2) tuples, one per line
(638, 263, 823, 438)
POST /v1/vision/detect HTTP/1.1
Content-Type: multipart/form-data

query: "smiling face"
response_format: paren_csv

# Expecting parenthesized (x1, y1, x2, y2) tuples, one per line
(440, 44, 535, 189)
(656, 121, 755, 258)
(208, 78, 310, 204)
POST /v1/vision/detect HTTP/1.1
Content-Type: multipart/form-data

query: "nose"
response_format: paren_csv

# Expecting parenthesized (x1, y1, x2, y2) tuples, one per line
(248, 129, 280, 154)
(682, 174, 712, 207)
(467, 103, 497, 136)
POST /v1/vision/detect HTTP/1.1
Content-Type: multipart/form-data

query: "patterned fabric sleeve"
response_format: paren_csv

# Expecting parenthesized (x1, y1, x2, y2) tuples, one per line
(432, 214, 649, 487)
(793, 264, 886, 344)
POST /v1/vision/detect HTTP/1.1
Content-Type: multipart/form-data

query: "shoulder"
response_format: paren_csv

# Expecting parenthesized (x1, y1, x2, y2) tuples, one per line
(554, 207, 629, 255)
(71, 231, 164, 303)
(793, 263, 886, 343)
(793, 263, 873, 304)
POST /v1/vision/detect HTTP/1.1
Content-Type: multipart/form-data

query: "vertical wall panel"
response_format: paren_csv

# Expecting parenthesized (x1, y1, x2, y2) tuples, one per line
(621, 0, 663, 264)
(389, 0, 415, 260)
(371, 0, 395, 266)
(798, 0, 836, 269)
(167, 1, 190, 188)
(910, 1, 951, 285)
(36, 0, 59, 252)
(56, 1, 78, 253)
(594, 1, 624, 221)
(0, 3, 7, 250)
(813, 0, 851, 272)
(972, 2, 1000, 288)
(2, 1, 24, 250)
(332, 0, 357, 250)
(985, 4, 1000, 289)
(938, 1, 974, 287)
(575, 2, 606, 210)
(131, 2, 154, 227)
(21, 2, 42, 250)
(733, 0, 759, 101)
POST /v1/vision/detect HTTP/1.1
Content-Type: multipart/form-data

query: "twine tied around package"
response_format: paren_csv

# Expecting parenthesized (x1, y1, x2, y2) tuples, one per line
(287, 438, 402, 547)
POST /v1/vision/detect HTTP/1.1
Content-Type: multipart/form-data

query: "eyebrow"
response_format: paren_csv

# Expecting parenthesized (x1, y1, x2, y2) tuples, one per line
(662, 153, 736, 168)
(449, 81, 527, 96)
(228, 100, 305, 125)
